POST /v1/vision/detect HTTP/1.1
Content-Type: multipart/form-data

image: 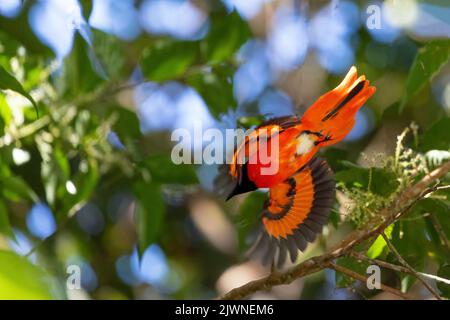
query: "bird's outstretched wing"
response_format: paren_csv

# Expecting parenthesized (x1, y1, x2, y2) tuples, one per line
(248, 157, 336, 267)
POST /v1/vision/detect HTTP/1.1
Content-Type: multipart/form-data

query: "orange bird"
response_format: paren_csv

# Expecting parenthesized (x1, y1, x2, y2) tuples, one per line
(216, 66, 376, 267)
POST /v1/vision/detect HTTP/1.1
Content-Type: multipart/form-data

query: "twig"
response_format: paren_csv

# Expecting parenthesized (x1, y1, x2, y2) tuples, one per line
(351, 251, 411, 274)
(381, 233, 442, 300)
(350, 252, 450, 286)
(219, 160, 450, 300)
(429, 213, 450, 251)
(24, 201, 86, 258)
(327, 262, 413, 300)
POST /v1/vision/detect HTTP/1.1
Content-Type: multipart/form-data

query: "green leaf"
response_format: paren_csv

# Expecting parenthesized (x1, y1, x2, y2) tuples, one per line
(0, 94, 12, 136)
(186, 64, 235, 118)
(0, 250, 59, 299)
(415, 198, 450, 258)
(141, 41, 198, 82)
(63, 159, 99, 216)
(1, 175, 39, 203)
(90, 29, 125, 81)
(143, 154, 198, 185)
(322, 148, 350, 172)
(55, 34, 105, 100)
(420, 118, 450, 152)
(110, 106, 142, 141)
(328, 207, 340, 229)
(0, 66, 38, 116)
(204, 11, 251, 63)
(0, 13, 52, 56)
(399, 40, 450, 113)
(366, 224, 394, 259)
(391, 218, 427, 271)
(0, 200, 14, 239)
(133, 182, 166, 255)
(235, 192, 266, 253)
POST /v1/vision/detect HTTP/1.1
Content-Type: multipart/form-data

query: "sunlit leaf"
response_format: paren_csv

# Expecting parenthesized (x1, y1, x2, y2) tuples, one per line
(0, 250, 60, 299)
(0, 95, 12, 136)
(366, 224, 394, 259)
(0, 66, 38, 116)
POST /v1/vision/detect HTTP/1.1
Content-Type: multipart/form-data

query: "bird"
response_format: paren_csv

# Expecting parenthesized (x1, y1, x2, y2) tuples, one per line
(215, 66, 376, 267)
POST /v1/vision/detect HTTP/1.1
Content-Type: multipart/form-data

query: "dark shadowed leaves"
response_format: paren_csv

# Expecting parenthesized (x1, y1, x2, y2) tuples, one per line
(143, 154, 198, 185)
(204, 11, 251, 64)
(141, 41, 198, 82)
(391, 217, 427, 291)
(400, 40, 450, 113)
(335, 256, 370, 288)
(1, 175, 39, 203)
(437, 264, 450, 298)
(55, 34, 106, 100)
(414, 198, 450, 260)
(322, 148, 350, 172)
(420, 117, 450, 152)
(133, 182, 166, 255)
(0, 200, 14, 239)
(235, 192, 266, 254)
(186, 64, 235, 118)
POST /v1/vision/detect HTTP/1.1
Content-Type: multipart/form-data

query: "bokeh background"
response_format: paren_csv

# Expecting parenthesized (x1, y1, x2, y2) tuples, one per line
(0, 0, 450, 300)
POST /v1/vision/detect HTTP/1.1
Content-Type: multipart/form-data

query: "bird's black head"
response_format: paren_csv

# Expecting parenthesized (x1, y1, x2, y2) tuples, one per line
(226, 167, 257, 200)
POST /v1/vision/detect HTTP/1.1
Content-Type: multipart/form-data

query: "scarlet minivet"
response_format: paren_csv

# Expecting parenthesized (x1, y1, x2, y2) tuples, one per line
(216, 66, 376, 267)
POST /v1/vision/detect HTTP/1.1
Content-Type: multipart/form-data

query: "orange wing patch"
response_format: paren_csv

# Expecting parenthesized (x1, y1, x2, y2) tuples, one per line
(249, 157, 335, 267)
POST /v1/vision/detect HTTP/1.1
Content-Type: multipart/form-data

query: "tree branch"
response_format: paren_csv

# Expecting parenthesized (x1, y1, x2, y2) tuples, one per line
(350, 251, 450, 286)
(327, 262, 413, 300)
(381, 232, 442, 300)
(429, 213, 450, 251)
(219, 160, 450, 300)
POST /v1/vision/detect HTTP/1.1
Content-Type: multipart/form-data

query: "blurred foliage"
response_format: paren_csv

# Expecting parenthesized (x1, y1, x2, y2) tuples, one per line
(0, 0, 449, 300)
